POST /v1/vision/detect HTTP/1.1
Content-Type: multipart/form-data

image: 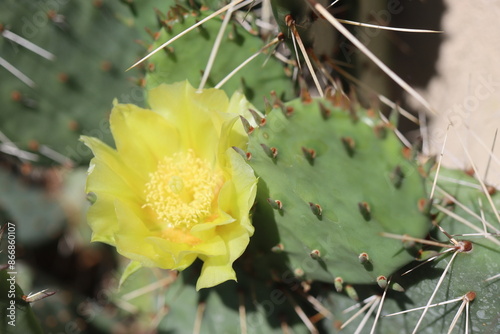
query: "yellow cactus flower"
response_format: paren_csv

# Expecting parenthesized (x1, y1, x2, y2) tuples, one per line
(81, 81, 257, 290)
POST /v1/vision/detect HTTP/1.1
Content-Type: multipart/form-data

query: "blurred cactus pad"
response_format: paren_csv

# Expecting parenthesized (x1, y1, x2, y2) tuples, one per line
(0, 0, 151, 165)
(1, 1, 499, 334)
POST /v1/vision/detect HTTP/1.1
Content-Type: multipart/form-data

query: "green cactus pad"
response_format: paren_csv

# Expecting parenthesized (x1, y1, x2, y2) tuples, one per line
(145, 6, 295, 110)
(247, 97, 430, 285)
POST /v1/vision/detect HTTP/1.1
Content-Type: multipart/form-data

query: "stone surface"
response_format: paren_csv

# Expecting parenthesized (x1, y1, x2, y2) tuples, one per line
(421, 1, 500, 187)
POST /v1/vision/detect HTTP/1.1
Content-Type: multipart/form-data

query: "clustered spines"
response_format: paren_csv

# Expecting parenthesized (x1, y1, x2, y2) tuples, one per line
(358, 252, 372, 273)
(301, 146, 316, 165)
(145, 26, 162, 41)
(401, 146, 412, 160)
(465, 291, 476, 302)
(271, 243, 284, 253)
(282, 105, 294, 117)
(263, 96, 273, 114)
(316, 102, 330, 120)
(310, 249, 321, 259)
(249, 108, 266, 127)
(267, 198, 283, 210)
(358, 202, 371, 221)
(294, 268, 305, 278)
(390, 165, 405, 189)
(231, 146, 251, 161)
(376, 275, 387, 289)
(308, 202, 322, 218)
(325, 86, 351, 110)
(240, 116, 254, 135)
(417, 198, 429, 213)
(373, 123, 388, 139)
(260, 143, 278, 159)
(10, 91, 38, 110)
(334, 277, 344, 292)
(458, 239, 473, 253)
(299, 84, 312, 104)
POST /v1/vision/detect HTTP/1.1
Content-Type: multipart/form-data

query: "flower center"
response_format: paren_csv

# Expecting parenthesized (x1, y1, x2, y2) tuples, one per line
(143, 149, 221, 230)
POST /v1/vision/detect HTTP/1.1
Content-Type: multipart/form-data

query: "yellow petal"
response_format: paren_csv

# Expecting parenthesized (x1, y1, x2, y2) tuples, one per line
(113, 199, 161, 267)
(82, 136, 142, 245)
(114, 200, 212, 269)
(147, 236, 198, 270)
(86, 192, 119, 245)
(189, 207, 236, 234)
(191, 233, 227, 257)
(148, 81, 229, 125)
(219, 149, 257, 234)
(216, 116, 246, 169)
(81, 136, 143, 195)
(147, 81, 226, 162)
(110, 104, 181, 174)
(217, 222, 251, 264)
(112, 201, 195, 269)
(196, 254, 235, 290)
(195, 224, 251, 290)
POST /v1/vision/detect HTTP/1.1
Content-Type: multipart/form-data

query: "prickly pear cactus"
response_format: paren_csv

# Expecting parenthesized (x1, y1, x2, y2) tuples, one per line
(4, 1, 497, 334)
(246, 95, 430, 286)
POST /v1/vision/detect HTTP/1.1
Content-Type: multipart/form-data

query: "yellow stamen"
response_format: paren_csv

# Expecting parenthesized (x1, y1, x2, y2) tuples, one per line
(144, 149, 222, 230)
